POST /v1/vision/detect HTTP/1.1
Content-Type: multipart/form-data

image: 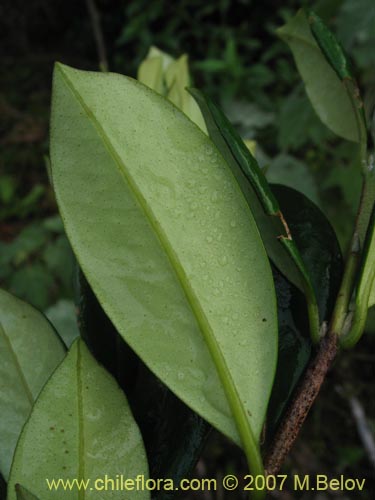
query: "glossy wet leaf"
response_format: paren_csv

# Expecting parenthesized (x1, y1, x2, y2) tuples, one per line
(77, 270, 210, 497)
(277, 9, 362, 143)
(267, 185, 343, 435)
(8, 339, 149, 500)
(266, 266, 311, 436)
(50, 64, 278, 477)
(190, 88, 320, 343)
(271, 185, 343, 322)
(188, 88, 300, 291)
(0, 289, 66, 480)
(137, 47, 206, 132)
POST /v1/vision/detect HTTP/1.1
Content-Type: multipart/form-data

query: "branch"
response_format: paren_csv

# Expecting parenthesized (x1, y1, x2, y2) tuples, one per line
(85, 0, 109, 72)
(264, 331, 338, 475)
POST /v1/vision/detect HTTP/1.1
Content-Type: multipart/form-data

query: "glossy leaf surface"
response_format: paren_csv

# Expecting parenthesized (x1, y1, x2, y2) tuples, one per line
(77, 271, 211, 496)
(267, 265, 311, 436)
(189, 88, 320, 342)
(0, 289, 66, 480)
(50, 64, 277, 471)
(271, 185, 343, 322)
(8, 339, 149, 500)
(267, 185, 343, 435)
(189, 88, 302, 291)
(277, 9, 362, 143)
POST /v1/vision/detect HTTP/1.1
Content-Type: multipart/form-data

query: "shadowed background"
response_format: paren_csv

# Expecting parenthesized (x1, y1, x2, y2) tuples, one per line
(0, 0, 374, 498)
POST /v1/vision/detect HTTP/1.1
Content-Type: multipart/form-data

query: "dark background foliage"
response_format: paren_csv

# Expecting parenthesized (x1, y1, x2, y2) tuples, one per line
(1, 0, 374, 498)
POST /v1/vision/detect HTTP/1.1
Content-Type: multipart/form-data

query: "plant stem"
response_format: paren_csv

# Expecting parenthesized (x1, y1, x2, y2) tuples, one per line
(264, 155, 375, 474)
(264, 331, 338, 475)
(330, 232, 360, 335)
(85, 0, 109, 72)
(341, 202, 375, 348)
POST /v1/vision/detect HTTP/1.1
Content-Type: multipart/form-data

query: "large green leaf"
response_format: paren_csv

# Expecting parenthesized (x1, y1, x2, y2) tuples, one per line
(8, 339, 149, 500)
(277, 9, 363, 143)
(77, 271, 211, 496)
(50, 64, 278, 482)
(0, 289, 66, 480)
(189, 88, 320, 343)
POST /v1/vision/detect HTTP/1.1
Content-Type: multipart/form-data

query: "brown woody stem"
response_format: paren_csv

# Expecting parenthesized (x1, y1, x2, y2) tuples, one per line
(264, 331, 338, 475)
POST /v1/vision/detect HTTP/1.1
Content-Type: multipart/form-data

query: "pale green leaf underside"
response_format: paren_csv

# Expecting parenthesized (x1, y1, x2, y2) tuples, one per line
(8, 339, 149, 500)
(0, 289, 66, 480)
(50, 64, 277, 445)
(277, 9, 359, 143)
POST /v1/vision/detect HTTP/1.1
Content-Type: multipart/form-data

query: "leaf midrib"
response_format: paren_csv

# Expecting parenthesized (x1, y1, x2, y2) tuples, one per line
(56, 65, 262, 474)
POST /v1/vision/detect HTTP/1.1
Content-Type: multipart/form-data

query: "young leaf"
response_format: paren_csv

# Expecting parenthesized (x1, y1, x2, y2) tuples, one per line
(137, 54, 164, 94)
(137, 47, 206, 132)
(271, 185, 343, 323)
(8, 339, 149, 500)
(0, 289, 66, 480)
(189, 88, 320, 343)
(50, 63, 278, 486)
(277, 9, 365, 144)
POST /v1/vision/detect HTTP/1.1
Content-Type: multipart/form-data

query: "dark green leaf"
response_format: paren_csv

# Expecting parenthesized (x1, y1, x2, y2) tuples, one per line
(271, 184, 343, 321)
(266, 266, 311, 436)
(267, 185, 343, 435)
